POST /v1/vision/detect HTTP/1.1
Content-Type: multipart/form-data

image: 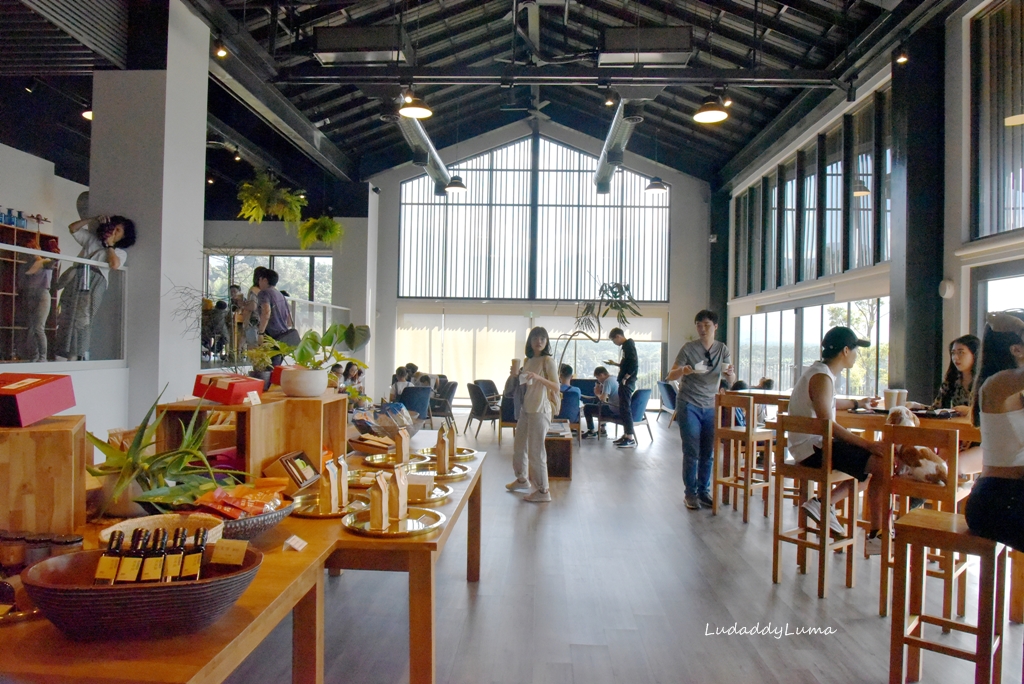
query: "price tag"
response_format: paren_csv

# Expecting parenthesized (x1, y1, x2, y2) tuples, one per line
(245, 391, 262, 405)
(210, 539, 249, 565)
(283, 535, 308, 552)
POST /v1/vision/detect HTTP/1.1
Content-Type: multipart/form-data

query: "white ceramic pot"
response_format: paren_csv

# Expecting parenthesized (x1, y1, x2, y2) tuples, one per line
(99, 477, 149, 518)
(280, 368, 329, 397)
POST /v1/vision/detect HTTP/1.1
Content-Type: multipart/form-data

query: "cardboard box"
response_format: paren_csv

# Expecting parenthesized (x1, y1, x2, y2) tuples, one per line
(263, 450, 320, 496)
(193, 374, 264, 405)
(0, 373, 76, 427)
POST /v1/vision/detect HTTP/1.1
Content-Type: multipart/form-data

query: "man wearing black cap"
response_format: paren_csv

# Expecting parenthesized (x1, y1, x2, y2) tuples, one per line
(787, 326, 887, 555)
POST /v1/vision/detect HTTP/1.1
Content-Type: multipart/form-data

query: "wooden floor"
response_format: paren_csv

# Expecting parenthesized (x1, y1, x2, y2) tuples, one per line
(226, 412, 1024, 684)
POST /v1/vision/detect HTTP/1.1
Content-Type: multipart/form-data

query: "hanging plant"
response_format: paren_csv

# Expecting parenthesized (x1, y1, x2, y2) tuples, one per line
(297, 216, 344, 250)
(237, 171, 307, 227)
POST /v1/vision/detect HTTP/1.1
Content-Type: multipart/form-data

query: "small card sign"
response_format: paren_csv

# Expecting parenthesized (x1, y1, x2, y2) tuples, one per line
(283, 535, 308, 552)
(245, 390, 262, 405)
(211, 539, 249, 566)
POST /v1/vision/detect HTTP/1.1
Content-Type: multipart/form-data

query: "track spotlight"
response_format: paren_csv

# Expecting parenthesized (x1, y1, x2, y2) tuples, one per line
(82, 110, 93, 121)
(214, 40, 228, 58)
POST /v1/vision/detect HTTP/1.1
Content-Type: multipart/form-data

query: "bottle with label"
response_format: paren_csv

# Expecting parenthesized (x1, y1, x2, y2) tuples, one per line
(162, 527, 187, 582)
(93, 530, 124, 586)
(178, 528, 208, 582)
(139, 528, 167, 583)
(114, 529, 150, 584)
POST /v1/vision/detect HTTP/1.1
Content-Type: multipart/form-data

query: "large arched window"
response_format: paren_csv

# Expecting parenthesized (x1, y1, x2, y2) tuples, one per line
(398, 136, 670, 301)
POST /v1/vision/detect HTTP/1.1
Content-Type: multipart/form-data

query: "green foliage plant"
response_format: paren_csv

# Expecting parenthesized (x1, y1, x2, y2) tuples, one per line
(298, 216, 344, 250)
(270, 323, 372, 371)
(244, 339, 277, 372)
(554, 282, 642, 370)
(237, 171, 308, 228)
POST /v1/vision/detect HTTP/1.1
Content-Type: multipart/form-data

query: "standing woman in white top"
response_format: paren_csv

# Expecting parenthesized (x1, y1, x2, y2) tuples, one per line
(965, 311, 1024, 550)
(506, 327, 560, 503)
(55, 215, 135, 361)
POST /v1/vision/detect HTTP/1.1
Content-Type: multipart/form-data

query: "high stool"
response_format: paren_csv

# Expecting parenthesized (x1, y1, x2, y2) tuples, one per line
(879, 425, 969, 622)
(751, 394, 790, 513)
(712, 393, 773, 523)
(889, 508, 1005, 684)
(772, 414, 858, 599)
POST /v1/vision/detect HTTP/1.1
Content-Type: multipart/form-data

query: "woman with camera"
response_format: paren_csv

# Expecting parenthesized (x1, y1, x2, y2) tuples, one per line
(55, 214, 136, 361)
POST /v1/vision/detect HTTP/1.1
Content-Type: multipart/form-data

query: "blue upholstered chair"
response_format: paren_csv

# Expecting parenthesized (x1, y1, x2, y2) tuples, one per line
(600, 388, 653, 441)
(656, 381, 678, 427)
(556, 385, 582, 445)
(398, 386, 434, 429)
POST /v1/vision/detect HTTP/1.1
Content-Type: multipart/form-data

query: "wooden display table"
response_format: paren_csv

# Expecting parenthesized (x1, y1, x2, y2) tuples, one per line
(0, 415, 88, 534)
(157, 391, 348, 480)
(0, 444, 485, 684)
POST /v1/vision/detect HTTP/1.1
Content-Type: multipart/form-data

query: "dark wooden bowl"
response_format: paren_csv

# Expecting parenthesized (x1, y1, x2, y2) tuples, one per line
(221, 497, 295, 541)
(21, 547, 263, 641)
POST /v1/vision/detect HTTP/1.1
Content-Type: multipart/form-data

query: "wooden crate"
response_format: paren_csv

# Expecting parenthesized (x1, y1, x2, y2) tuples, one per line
(0, 415, 88, 533)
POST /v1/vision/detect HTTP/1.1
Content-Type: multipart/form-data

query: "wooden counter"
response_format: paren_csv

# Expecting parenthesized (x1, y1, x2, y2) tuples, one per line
(0, 444, 485, 684)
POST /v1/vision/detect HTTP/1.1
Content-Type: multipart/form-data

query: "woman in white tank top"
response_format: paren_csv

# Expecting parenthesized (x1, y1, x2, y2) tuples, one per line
(964, 311, 1024, 551)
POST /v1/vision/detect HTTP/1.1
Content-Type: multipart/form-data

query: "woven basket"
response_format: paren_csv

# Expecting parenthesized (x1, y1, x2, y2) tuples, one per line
(221, 498, 295, 541)
(22, 548, 263, 641)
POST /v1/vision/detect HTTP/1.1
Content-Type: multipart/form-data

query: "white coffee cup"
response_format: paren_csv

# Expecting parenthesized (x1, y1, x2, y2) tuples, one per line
(883, 389, 899, 411)
(897, 389, 908, 407)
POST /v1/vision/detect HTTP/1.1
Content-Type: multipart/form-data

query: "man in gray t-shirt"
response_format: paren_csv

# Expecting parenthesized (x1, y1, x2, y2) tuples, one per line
(666, 310, 736, 510)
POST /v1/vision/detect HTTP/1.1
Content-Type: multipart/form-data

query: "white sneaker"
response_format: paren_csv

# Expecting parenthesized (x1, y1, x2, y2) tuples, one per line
(506, 479, 531, 492)
(524, 489, 551, 503)
(865, 535, 883, 556)
(54, 355, 67, 362)
(827, 508, 846, 537)
(801, 498, 822, 523)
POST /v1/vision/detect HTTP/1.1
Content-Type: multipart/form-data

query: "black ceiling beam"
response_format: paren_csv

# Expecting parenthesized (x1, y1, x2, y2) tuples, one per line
(703, 0, 839, 54)
(182, 0, 358, 181)
(276, 64, 837, 89)
(776, 0, 873, 31)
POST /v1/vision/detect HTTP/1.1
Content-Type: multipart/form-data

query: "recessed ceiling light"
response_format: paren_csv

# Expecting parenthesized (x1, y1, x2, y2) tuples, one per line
(214, 40, 228, 58)
(234, 154, 241, 161)
(207, 177, 214, 184)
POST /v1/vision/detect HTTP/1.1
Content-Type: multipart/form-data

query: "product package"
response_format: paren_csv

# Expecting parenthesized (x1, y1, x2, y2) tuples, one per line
(369, 472, 392, 531)
(435, 427, 449, 475)
(388, 467, 408, 521)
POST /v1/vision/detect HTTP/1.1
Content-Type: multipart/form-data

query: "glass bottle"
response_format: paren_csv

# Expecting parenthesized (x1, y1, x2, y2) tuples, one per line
(93, 530, 125, 586)
(162, 527, 187, 582)
(178, 528, 208, 582)
(114, 529, 150, 584)
(139, 528, 167, 583)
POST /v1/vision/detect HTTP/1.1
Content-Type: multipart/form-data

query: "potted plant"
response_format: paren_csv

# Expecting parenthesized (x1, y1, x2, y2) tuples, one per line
(298, 216, 344, 249)
(237, 171, 307, 228)
(553, 282, 642, 370)
(245, 339, 276, 391)
(87, 395, 241, 518)
(271, 323, 371, 397)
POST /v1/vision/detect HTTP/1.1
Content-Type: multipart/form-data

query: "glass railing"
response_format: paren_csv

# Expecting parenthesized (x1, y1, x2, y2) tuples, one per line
(0, 242, 126, 363)
(200, 294, 350, 367)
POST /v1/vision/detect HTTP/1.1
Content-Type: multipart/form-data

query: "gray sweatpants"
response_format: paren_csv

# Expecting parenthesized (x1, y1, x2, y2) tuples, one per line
(512, 410, 551, 493)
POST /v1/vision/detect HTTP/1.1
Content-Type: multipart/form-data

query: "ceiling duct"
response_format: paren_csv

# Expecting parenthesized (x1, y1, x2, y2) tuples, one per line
(382, 106, 450, 196)
(313, 26, 410, 66)
(599, 27, 693, 66)
(594, 99, 652, 194)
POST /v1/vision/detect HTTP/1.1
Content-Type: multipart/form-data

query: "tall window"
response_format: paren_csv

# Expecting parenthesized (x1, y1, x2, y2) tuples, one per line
(880, 88, 893, 262)
(399, 137, 669, 301)
(851, 104, 874, 268)
(734, 193, 748, 297)
(824, 127, 844, 274)
(204, 254, 329, 303)
(974, 0, 1024, 238)
(780, 160, 797, 286)
(801, 142, 817, 280)
(764, 174, 778, 289)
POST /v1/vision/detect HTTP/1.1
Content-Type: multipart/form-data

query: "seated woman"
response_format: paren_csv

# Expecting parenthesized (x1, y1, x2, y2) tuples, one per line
(906, 334, 982, 475)
(341, 361, 362, 391)
(390, 367, 414, 401)
(964, 311, 1024, 551)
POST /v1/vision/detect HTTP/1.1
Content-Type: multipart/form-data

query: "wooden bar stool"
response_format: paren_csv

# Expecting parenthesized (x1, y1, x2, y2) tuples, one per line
(879, 425, 969, 622)
(712, 393, 773, 523)
(890, 508, 1005, 684)
(772, 414, 858, 599)
(751, 395, 790, 514)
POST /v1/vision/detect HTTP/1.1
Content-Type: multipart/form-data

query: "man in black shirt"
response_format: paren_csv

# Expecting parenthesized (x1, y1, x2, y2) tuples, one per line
(607, 328, 638, 448)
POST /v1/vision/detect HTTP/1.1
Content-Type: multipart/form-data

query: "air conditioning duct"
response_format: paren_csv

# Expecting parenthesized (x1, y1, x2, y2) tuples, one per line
(314, 26, 409, 65)
(386, 113, 451, 196)
(593, 101, 647, 194)
(599, 27, 693, 66)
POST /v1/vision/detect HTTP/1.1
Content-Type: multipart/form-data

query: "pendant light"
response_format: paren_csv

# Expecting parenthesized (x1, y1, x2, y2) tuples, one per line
(646, 124, 668, 194)
(399, 89, 432, 119)
(693, 94, 728, 124)
(852, 180, 871, 197)
(445, 95, 466, 194)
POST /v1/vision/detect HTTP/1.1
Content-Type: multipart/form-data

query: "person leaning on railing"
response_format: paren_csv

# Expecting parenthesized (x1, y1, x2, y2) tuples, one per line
(54, 214, 136, 361)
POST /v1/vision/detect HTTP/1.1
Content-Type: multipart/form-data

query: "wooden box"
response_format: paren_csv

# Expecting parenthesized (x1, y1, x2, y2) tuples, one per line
(0, 415, 88, 533)
(545, 435, 572, 479)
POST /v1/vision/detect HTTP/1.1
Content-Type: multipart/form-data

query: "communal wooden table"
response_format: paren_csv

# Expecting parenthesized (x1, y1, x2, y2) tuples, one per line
(0, 447, 484, 684)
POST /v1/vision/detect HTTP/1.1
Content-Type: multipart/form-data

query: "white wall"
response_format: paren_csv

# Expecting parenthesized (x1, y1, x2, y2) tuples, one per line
(368, 118, 711, 399)
(0, 142, 86, 237)
(205, 219, 356, 253)
(54, 365, 130, 449)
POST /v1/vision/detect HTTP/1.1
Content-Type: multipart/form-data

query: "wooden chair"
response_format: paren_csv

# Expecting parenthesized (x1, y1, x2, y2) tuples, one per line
(878, 425, 969, 623)
(712, 393, 773, 523)
(772, 414, 858, 599)
(751, 394, 793, 509)
(890, 508, 1006, 684)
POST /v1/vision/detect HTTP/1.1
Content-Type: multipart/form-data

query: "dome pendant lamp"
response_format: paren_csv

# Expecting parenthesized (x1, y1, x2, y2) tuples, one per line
(399, 89, 432, 119)
(693, 94, 728, 124)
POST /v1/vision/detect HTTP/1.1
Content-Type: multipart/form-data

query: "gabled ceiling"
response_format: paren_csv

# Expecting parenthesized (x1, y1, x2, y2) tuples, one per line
(0, 0, 930, 207)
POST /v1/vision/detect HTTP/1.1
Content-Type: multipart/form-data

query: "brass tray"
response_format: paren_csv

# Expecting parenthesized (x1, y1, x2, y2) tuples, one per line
(341, 507, 446, 538)
(291, 491, 369, 519)
(362, 453, 430, 469)
(409, 483, 454, 505)
(409, 462, 471, 482)
(348, 471, 376, 489)
(415, 446, 478, 462)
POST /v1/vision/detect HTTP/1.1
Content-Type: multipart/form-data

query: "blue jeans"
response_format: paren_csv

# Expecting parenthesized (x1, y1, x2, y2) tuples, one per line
(679, 402, 716, 496)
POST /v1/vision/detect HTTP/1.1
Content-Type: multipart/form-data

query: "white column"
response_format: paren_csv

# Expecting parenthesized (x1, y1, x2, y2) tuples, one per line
(88, 0, 209, 422)
(332, 187, 379, 392)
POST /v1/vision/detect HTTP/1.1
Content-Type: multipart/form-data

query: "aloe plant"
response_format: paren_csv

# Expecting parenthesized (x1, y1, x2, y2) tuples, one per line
(87, 393, 245, 516)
